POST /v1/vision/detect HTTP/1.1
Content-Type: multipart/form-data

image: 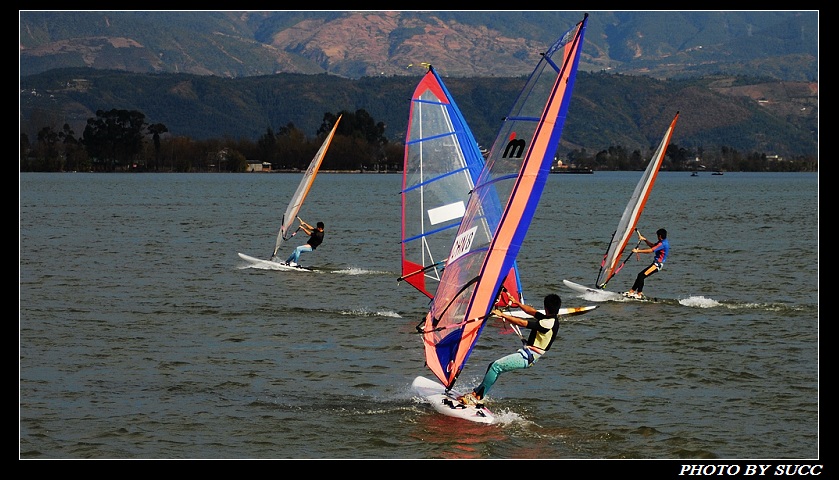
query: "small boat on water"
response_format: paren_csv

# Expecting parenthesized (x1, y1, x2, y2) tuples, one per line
(712, 170, 724, 175)
(552, 167, 593, 174)
(691, 171, 698, 176)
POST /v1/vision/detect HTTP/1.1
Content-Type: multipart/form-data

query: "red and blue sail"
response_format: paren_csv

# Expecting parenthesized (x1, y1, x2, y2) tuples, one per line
(419, 14, 589, 390)
(400, 66, 522, 302)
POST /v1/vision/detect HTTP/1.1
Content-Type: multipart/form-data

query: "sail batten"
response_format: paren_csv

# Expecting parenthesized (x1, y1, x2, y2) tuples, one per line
(421, 14, 588, 390)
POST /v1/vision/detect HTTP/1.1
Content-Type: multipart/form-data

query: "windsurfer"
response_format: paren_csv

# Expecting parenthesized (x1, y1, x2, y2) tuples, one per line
(625, 228, 669, 299)
(284, 218, 325, 267)
(457, 294, 563, 406)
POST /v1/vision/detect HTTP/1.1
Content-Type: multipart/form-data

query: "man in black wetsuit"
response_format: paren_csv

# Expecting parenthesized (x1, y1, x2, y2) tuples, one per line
(284, 219, 324, 267)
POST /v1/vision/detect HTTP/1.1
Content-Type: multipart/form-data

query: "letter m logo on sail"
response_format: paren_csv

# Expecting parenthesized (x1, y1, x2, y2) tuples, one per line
(503, 133, 526, 159)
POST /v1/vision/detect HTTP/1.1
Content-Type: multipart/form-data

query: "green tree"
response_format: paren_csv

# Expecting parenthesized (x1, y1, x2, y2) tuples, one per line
(20, 133, 32, 171)
(275, 123, 308, 170)
(257, 127, 278, 166)
(147, 123, 169, 171)
(227, 149, 248, 172)
(82, 109, 147, 171)
(36, 126, 61, 171)
(58, 123, 89, 172)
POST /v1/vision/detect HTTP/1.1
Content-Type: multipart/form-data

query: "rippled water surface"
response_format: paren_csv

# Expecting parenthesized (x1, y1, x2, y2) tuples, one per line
(19, 171, 818, 459)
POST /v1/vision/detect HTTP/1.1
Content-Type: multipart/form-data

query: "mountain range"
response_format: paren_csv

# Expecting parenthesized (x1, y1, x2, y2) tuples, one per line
(19, 11, 818, 81)
(19, 11, 819, 157)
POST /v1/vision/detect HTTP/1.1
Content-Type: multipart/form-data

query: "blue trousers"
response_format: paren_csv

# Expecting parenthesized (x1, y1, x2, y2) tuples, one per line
(473, 348, 540, 399)
(286, 244, 312, 264)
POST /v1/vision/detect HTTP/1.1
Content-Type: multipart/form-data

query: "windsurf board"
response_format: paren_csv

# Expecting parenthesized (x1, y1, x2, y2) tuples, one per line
(411, 376, 496, 424)
(501, 305, 598, 319)
(238, 252, 314, 271)
(563, 279, 658, 302)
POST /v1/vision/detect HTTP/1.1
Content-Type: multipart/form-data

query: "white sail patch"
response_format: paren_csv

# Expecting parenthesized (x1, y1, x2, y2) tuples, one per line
(427, 201, 466, 225)
(448, 226, 477, 262)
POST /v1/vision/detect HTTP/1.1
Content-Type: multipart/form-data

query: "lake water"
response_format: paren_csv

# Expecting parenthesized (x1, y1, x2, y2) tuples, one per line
(19, 171, 819, 461)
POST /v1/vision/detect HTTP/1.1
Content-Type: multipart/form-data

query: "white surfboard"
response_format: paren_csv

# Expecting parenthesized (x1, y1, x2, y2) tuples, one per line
(238, 252, 314, 271)
(411, 376, 496, 424)
(562, 279, 624, 301)
(563, 279, 659, 302)
(502, 304, 598, 319)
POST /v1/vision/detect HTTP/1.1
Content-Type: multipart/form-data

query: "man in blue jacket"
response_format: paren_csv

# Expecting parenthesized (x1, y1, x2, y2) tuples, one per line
(625, 228, 669, 299)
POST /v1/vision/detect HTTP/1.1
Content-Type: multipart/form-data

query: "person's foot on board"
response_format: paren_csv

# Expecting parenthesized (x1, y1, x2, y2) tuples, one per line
(457, 392, 483, 407)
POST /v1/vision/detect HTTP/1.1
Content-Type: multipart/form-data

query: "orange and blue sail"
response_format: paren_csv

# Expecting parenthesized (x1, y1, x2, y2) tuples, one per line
(400, 66, 522, 302)
(418, 14, 588, 390)
(595, 112, 679, 289)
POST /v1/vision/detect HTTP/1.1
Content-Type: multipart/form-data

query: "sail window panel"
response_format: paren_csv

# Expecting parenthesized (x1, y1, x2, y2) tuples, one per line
(427, 201, 466, 226)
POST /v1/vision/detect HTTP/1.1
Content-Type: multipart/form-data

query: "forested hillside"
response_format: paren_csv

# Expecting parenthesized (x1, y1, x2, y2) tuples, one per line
(20, 68, 817, 158)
